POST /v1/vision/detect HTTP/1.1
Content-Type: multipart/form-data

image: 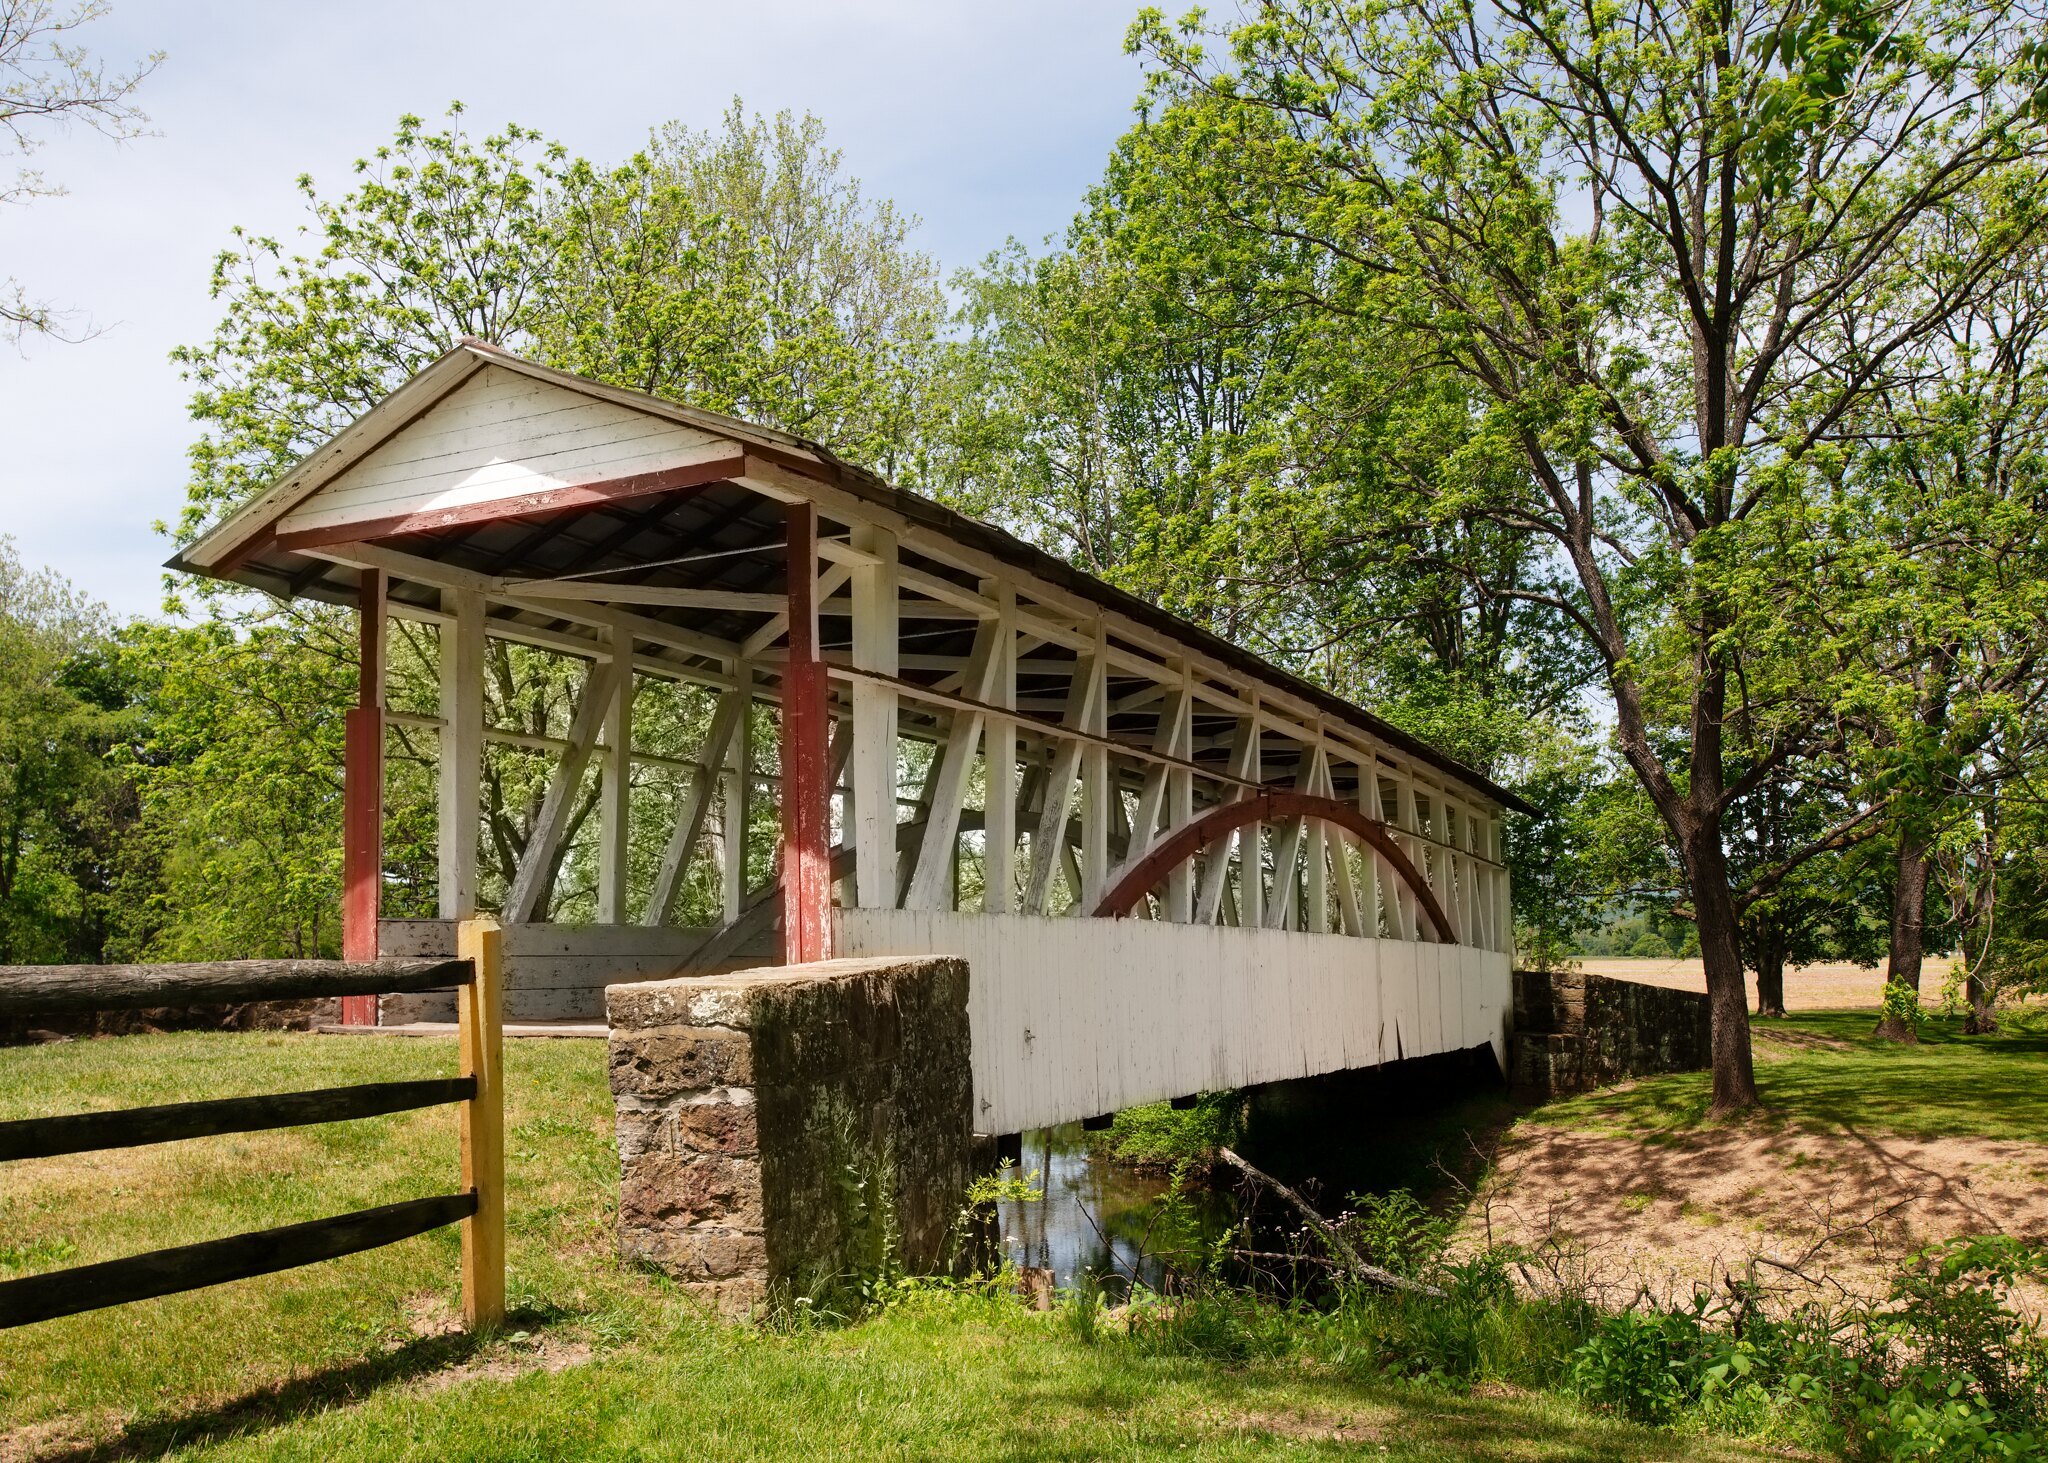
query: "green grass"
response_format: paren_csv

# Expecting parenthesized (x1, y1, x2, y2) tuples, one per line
(84, 1295, 1791, 1462)
(0, 1032, 1785, 1461)
(0, 1032, 636, 1444)
(1530, 1005, 2048, 1143)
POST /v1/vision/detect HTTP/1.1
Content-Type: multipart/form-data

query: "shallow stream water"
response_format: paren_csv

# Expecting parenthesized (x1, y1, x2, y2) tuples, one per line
(995, 1124, 1232, 1294)
(995, 1049, 1510, 1297)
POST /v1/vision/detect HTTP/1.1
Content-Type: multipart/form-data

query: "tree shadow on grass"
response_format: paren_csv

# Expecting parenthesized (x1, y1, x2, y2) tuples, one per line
(1536, 1010, 2048, 1145)
(1754, 1012, 2048, 1142)
(28, 1305, 562, 1463)
(996, 1369, 1743, 1462)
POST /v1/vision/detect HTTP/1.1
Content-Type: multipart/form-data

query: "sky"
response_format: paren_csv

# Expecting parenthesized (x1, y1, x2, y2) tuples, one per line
(0, 0, 1148, 618)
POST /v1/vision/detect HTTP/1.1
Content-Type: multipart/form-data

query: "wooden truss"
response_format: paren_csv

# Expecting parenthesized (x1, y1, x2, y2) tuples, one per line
(174, 344, 1520, 1006)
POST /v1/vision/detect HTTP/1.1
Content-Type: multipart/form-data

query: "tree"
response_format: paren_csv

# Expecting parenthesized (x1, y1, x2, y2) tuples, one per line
(1, 0, 159, 341)
(1823, 229, 2048, 1038)
(111, 612, 357, 959)
(0, 536, 135, 961)
(1727, 773, 1886, 1016)
(547, 103, 943, 478)
(171, 108, 563, 543)
(1937, 751, 2048, 1031)
(175, 100, 945, 542)
(932, 96, 1616, 965)
(1135, 0, 2048, 1112)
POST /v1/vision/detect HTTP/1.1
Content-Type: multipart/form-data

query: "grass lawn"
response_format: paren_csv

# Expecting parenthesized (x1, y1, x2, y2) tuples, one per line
(1528, 1005, 2048, 1143)
(2, 1031, 1786, 1462)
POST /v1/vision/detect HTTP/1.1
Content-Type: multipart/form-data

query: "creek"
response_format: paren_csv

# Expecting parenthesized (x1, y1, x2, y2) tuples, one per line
(996, 1048, 1510, 1296)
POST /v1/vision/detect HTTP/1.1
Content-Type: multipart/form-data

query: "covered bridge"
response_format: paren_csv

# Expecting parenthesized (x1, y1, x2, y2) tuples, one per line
(173, 341, 1527, 1136)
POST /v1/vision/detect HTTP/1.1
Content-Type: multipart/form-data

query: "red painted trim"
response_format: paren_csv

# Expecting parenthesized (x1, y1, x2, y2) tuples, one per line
(212, 520, 279, 577)
(341, 569, 385, 1022)
(780, 503, 832, 965)
(273, 454, 749, 551)
(1091, 790, 1458, 943)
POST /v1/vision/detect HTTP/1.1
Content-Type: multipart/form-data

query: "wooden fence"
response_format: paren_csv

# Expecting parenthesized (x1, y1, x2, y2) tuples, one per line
(0, 917, 506, 1331)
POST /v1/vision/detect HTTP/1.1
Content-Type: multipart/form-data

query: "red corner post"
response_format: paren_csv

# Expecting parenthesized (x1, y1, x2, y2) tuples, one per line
(782, 503, 832, 964)
(341, 567, 385, 1022)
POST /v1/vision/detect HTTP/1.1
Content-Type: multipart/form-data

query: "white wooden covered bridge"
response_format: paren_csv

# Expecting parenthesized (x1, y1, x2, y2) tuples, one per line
(173, 341, 1528, 1136)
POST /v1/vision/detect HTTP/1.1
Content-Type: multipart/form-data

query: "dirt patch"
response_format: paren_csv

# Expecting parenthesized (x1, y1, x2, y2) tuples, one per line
(407, 1335, 594, 1394)
(1232, 1406, 1386, 1443)
(1751, 1028, 1855, 1057)
(0, 1420, 99, 1463)
(1155, 1403, 1389, 1445)
(400, 1290, 463, 1340)
(1474, 1120, 2048, 1306)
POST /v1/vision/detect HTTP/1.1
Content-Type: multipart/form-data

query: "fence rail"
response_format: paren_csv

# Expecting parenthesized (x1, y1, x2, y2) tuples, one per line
(0, 921, 504, 1332)
(0, 957, 473, 1017)
(0, 1077, 477, 1163)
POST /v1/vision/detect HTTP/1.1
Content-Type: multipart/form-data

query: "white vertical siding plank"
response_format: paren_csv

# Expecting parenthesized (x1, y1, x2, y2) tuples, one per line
(834, 910, 1490, 1132)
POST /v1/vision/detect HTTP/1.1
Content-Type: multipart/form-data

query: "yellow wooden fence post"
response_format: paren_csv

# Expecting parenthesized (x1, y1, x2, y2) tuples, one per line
(457, 914, 505, 1330)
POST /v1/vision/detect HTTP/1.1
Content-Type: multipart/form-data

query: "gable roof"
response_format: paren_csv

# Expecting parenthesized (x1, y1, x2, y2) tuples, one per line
(171, 339, 1535, 815)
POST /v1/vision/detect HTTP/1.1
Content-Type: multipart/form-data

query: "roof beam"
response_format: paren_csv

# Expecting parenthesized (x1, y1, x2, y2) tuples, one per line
(500, 580, 782, 614)
(273, 452, 748, 551)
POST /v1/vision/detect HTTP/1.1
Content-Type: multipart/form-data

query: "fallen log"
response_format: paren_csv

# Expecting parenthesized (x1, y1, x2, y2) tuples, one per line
(1216, 1146, 1446, 1298)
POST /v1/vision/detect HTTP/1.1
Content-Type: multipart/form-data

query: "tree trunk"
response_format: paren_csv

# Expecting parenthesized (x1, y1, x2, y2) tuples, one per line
(1752, 925, 1787, 1018)
(1961, 869, 1997, 1035)
(1962, 962, 1998, 1035)
(1876, 833, 1930, 1043)
(1685, 824, 1759, 1116)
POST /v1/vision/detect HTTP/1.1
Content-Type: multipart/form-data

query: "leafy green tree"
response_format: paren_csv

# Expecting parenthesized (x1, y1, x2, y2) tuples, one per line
(111, 610, 358, 959)
(1928, 728, 2048, 1031)
(1134, 0, 2048, 1112)
(173, 100, 944, 547)
(170, 108, 563, 545)
(930, 99, 1607, 958)
(1822, 236, 2048, 1037)
(547, 103, 943, 477)
(0, 537, 132, 961)
(928, 101, 1330, 643)
(1727, 774, 1887, 1016)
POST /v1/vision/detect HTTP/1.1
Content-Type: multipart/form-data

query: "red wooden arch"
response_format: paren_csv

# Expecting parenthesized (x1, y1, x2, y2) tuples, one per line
(1091, 790, 1458, 943)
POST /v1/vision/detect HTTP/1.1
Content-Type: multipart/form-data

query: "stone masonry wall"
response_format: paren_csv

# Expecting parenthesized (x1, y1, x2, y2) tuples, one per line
(606, 955, 974, 1317)
(1510, 968, 1712, 1096)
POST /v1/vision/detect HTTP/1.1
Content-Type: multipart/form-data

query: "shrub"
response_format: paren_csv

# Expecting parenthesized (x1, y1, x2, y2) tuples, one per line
(1096, 1094, 1243, 1170)
(1569, 1302, 1717, 1425)
(1815, 1236, 2048, 1460)
(1880, 982, 1926, 1036)
(1341, 1189, 1451, 1278)
(1131, 1174, 2048, 1458)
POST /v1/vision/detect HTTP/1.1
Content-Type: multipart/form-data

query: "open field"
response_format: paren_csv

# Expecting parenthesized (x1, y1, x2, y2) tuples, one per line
(2, 1031, 1787, 1463)
(1576, 957, 1957, 1011)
